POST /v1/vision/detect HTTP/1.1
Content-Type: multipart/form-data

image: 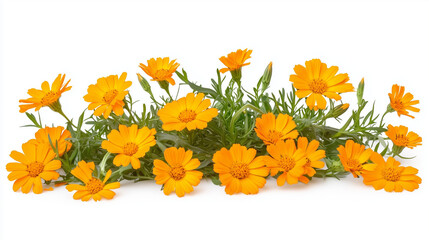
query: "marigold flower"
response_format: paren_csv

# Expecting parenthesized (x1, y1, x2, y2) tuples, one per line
(139, 57, 180, 85)
(153, 147, 203, 197)
(337, 140, 374, 178)
(83, 72, 131, 119)
(290, 59, 354, 110)
(101, 124, 157, 169)
(19, 74, 71, 113)
(7, 143, 61, 194)
(219, 48, 252, 74)
(66, 161, 120, 201)
(297, 137, 326, 183)
(362, 153, 421, 192)
(254, 113, 299, 145)
(264, 140, 307, 186)
(157, 92, 218, 131)
(213, 144, 269, 195)
(27, 126, 72, 156)
(388, 84, 419, 118)
(385, 124, 422, 149)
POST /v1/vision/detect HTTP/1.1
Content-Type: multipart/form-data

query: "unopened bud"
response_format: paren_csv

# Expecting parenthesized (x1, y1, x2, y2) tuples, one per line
(137, 73, 152, 94)
(357, 78, 364, 106)
(261, 62, 272, 92)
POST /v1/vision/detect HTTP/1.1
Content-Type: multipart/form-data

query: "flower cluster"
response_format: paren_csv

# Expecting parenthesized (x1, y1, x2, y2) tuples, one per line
(7, 49, 422, 201)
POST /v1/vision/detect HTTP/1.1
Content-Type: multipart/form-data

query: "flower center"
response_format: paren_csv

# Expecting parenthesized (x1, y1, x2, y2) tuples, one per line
(230, 163, 250, 179)
(178, 110, 197, 123)
(383, 167, 401, 182)
(267, 130, 283, 144)
(86, 178, 104, 194)
(41, 91, 59, 106)
(346, 158, 361, 171)
(27, 162, 44, 177)
(154, 69, 171, 80)
(279, 155, 295, 172)
(309, 80, 328, 94)
(103, 90, 118, 104)
(169, 166, 186, 181)
(395, 134, 409, 146)
(391, 101, 404, 111)
(123, 142, 139, 156)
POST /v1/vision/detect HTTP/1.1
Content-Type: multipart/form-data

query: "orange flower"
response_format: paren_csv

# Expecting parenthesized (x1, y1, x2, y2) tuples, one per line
(27, 126, 72, 156)
(19, 74, 71, 113)
(389, 84, 419, 118)
(254, 113, 299, 145)
(157, 92, 218, 131)
(337, 140, 374, 178)
(289, 59, 354, 110)
(219, 48, 252, 74)
(213, 144, 269, 195)
(153, 147, 203, 197)
(83, 72, 132, 119)
(7, 142, 61, 194)
(297, 137, 326, 183)
(362, 153, 421, 192)
(385, 125, 422, 149)
(101, 124, 157, 169)
(264, 140, 307, 186)
(66, 161, 120, 201)
(139, 57, 180, 85)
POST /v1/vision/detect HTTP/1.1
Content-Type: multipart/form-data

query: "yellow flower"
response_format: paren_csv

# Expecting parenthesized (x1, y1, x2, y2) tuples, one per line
(337, 140, 374, 178)
(83, 72, 132, 119)
(139, 57, 180, 85)
(264, 140, 307, 186)
(289, 59, 354, 110)
(389, 84, 419, 118)
(153, 147, 203, 197)
(7, 142, 61, 194)
(362, 153, 421, 192)
(27, 126, 72, 157)
(101, 124, 157, 169)
(297, 137, 326, 183)
(157, 92, 218, 131)
(19, 74, 71, 113)
(385, 125, 422, 149)
(66, 161, 120, 201)
(254, 113, 299, 145)
(213, 144, 269, 195)
(219, 48, 252, 73)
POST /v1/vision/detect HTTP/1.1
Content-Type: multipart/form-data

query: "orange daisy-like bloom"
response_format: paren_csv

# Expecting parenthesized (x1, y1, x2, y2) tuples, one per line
(219, 48, 252, 74)
(139, 57, 180, 85)
(19, 74, 71, 113)
(289, 59, 354, 110)
(337, 140, 374, 178)
(27, 126, 72, 156)
(362, 152, 421, 192)
(264, 140, 307, 186)
(153, 147, 203, 197)
(66, 161, 120, 201)
(101, 124, 157, 169)
(385, 125, 422, 149)
(157, 92, 218, 131)
(83, 72, 132, 119)
(213, 144, 269, 195)
(297, 137, 326, 183)
(389, 84, 420, 118)
(6, 142, 61, 194)
(254, 113, 299, 145)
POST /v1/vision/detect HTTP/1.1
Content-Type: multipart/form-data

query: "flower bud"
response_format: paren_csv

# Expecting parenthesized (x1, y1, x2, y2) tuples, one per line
(357, 78, 364, 106)
(261, 62, 273, 92)
(137, 73, 152, 94)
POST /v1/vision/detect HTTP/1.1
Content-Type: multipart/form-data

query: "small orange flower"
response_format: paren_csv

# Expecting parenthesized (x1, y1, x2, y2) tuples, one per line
(290, 59, 354, 110)
(19, 74, 71, 113)
(297, 137, 326, 183)
(27, 126, 72, 156)
(84, 72, 132, 119)
(153, 147, 203, 197)
(337, 140, 374, 178)
(389, 84, 419, 118)
(101, 124, 157, 169)
(362, 152, 421, 192)
(139, 57, 180, 85)
(213, 144, 269, 195)
(7, 143, 61, 194)
(219, 48, 252, 74)
(254, 113, 299, 145)
(385, 125, 422, 149)
(66, 161, 120, 201)
(157, 92, 218, 131)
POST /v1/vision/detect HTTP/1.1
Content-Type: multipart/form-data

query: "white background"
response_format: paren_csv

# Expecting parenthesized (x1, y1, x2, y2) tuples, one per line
(1, 0, 429, 239)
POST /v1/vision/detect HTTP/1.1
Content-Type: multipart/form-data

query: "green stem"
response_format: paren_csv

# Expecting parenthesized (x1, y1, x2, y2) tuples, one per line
(229, 104, 264, 134)
(58, 109, 77, 128)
